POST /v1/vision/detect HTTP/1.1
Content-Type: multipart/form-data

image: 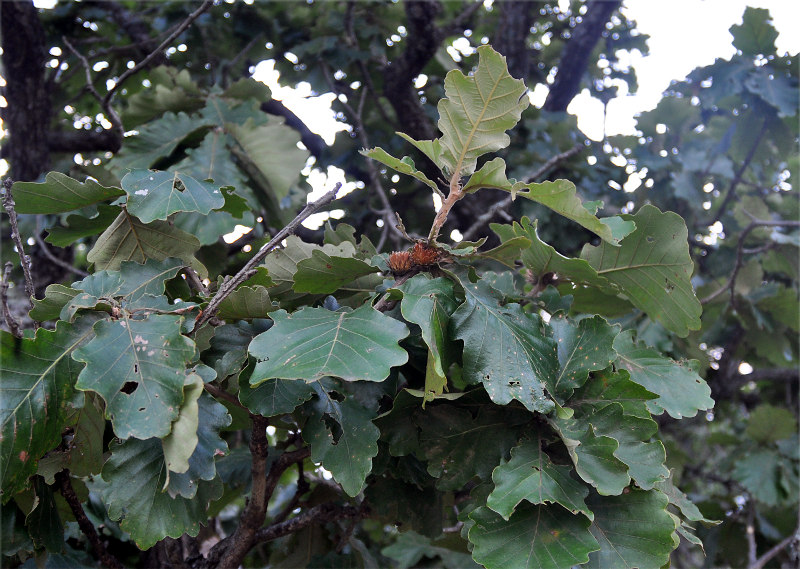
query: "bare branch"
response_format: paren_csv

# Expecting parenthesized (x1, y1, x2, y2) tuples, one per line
(183, 267, 209, 296)
(701, 218, 800, 305)
(253, 502, 368, 544)
(55, 470, 124, 569)
(2, 179, 37, 327)
(104, 0, 213, 107)
(203, 383, 248, 412)
(195, 184, 342, 330)
(1, 262, 22, 338)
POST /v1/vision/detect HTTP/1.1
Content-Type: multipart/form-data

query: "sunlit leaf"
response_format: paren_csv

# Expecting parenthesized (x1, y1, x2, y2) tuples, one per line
(360, 148, 440, 192)
(122, 169, 225, 223)
(11, 173, 124, 214)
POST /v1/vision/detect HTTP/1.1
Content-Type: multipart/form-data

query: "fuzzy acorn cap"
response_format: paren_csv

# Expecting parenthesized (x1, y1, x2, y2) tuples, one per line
(387, 250, 413, 275)
(409, 242, 440, 266)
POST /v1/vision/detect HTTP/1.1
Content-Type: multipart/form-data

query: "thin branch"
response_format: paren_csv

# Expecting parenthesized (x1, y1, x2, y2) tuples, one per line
(183, 267, 209, 296)
(2, 179, 37, 326)
(35, 216, 88, 278)
(253, 502, 368, 544)
(55, 470, 124, 569)
(221, 32, 263, 88)
(1, 262, 22, 338)
(103, 0, 213, 107)
(701, 219, 800, 305)
(746, 502, 758, 567)
(203, 383, 248, 412)
(460, 144, 584, 241)
(263, 447, 312, 513)
(271, 462, 309, 525)
(195, 184, 342, 330)
(749, 534, 797, 569)
(732, 368, 799, 385)
(707, 118, 769, 225)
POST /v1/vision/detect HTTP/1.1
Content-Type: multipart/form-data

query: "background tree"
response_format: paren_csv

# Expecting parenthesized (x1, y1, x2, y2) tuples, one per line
(1, 1, 797, 568)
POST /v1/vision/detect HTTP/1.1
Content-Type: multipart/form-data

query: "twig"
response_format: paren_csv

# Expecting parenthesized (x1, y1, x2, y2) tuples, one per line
(55, 470, 124, 569)
(203, 383, 248, 412)
(271, 462, 309, 525)
(701, 218, 800, 305)
(460, 144, 584, 241)
(195, 184, 342, 330)
(221, 32, 264, 88)
(707, 118, 768, 226)
(104, 0, 213, 107)
(746, 502, 758, 567)
(253, 502, 368, 544)
(373, 271, 418, 312)
(2, 179, 37, 326)
(61, 37, 123, 141)
(263, 447, 311, 513)
(183, 267, 209, 296)
(34, 216, 88, 278)
(1, 262, 22, 338)
(749, 534, 797, 569)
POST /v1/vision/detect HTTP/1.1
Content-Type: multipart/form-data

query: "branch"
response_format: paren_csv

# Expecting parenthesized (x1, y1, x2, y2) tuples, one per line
(55, 470, 124, 569)
(260, 100, 327, 160)
(732, 368, 799, 385)
(460, 144, 584, 241)
(253, 502, 368, 544)
(35, 216, 88, 278)
(1, 262, 22, 338)
(195, 184, 342, 330)
(103, 0, 213, 107)
(543, 0, 621, 112)
(2, 179, 37, 325)
(46, 128, 122, 154)
(701, 218, 800, 305)
(203, 383, 248, 412)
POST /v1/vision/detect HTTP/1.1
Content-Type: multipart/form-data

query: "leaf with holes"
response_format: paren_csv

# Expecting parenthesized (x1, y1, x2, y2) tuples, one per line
(547, 315, 618, 402)
(248, 304, 409, 384)
(302, 386, 379, 497)
(581, 205, 701, 336)
(614, 330, 714, 419)
(487, 435, 592, 521)
(73, 314, 196, 439)
(122, 169, 225, 223)
(87, 210, 203, 274)
(436, 46, 528, 176)
(469, 503, 599, 569)
(450, 276, 557, 414)
(0, 315, 100, 502)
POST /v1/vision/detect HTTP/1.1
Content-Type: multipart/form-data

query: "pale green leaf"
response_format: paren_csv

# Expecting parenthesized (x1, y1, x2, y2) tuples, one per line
(87, 210, 203, 274)
(614, 330, 714, 419)
(29, 284, 79, 322)
(360, 148, 440, 192)
(469, 503, 599, 569)
(730, 7, 778, 56)
(162, 372, 205, 475)
(11, 173, 124, 214)
(249, 304, 409, 384)
(461, 157, 511, 193)
(122, 169, 225, 223)
(173, 129, 247, 188)
(581, 205, 701, 336)
(293, 250, 380, 294)
(437, 46, 529, 176)
(73, 314, 197, 439)
(218, 286, 275, 321)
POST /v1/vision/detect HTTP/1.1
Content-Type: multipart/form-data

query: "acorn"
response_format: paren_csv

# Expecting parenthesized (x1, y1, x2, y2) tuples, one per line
(409, 242, 440, 267)
(387, 250, 413, 276)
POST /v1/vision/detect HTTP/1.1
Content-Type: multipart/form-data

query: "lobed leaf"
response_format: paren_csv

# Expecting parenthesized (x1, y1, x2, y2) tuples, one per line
(360, 148, 440, 192)
(122, 169, 225, 223)
(11, 173, 124, 214)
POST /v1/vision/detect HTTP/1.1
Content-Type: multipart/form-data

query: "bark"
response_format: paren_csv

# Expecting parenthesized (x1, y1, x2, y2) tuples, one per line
(1, 0, 52, 181)
(493, 1, 536, 81)
(543, 0, 621, 112)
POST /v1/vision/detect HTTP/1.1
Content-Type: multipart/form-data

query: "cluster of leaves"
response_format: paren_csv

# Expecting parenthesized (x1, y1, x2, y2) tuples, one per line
(0, 45, 725, 569)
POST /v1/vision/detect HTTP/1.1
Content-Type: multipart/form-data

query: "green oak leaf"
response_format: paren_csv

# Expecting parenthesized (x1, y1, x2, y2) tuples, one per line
(381, 531, 480, 569)
(745, 404, 798, 443)
(302, 385, 379, 497)
(173, 130, 248, 189)
(654, 471, 718, 525)
(469, 503, 599, 569)
(87, 210, 203, 274)
(218, 286, 275, 320)
(101, 438, 222, 549)
(162, 372, 205, 475)
(293, 250, 380, 294)
(121, 169, 225, 223)
(418, 404, 528, 491)
(730, 6, 778, 56)
(585, 489, 677, 569)
(73, 314, 196, 439)
(29, 284, 79, 322)
(732, 449, 785, 507)
(239, 376, 316, 417)
(450, 276, 557, 414)
(360, 148, 440, 192)
(397, 132, 445, 168)
(248, 304, 409, 384)
(45, 204, 120, 247)
(205, 320, 270, 381)
(547, 315, 618, 402)
(571, 367, 657, 419)
(437, 46, 529, 176)
(614, 330, 714, 419)
(11, 172, 123, 214)
(510, 180, 622, 245)
(366, 478, 445, 540)
(581, 205, 701, 337)
(112, 111, 205, 170)
(395, 275, 460, 396)
(0, 315, 100, 502)
(492, 219, 611, 288)
(487, 435, 592, 520)
(227, 116, 308, 202)
(461, 157, 510, 193)
(166, 392, 231, 499)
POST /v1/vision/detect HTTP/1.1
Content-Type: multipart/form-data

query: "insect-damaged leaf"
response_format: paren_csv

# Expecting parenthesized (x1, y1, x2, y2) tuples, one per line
(73, 314, 196, 439)
(248, 305, 409, 384)
(122, 169, 225, 223)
